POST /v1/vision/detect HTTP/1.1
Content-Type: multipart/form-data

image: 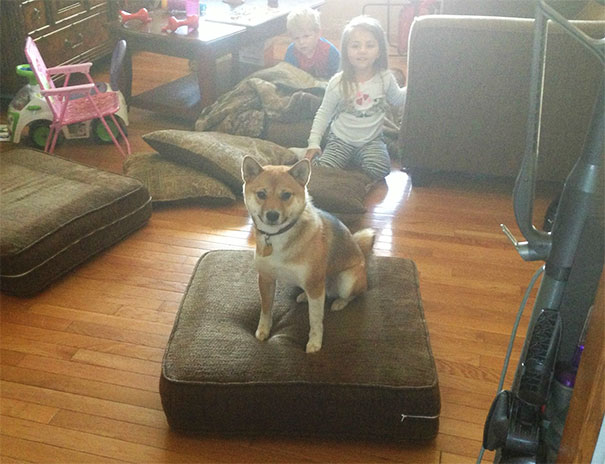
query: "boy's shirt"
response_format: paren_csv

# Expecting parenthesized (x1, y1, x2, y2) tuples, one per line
(284, 37, 340, 79)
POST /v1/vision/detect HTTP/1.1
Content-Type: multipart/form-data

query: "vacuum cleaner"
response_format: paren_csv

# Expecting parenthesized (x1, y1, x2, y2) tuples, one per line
(480, 1, 604, 463)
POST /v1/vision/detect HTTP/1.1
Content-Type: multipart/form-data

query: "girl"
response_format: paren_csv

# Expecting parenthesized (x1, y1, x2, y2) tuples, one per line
(305, 15, 406, 180)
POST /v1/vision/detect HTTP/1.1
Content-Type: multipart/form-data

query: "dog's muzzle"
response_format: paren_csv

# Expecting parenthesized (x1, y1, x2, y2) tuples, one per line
(265, 210, 280, 225)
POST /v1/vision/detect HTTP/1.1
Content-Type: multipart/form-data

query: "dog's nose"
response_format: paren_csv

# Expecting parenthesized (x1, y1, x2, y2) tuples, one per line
(265, 210, 280, 224)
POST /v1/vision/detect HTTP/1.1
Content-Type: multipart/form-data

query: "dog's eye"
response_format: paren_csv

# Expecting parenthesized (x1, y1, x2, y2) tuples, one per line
(256, 191, 267, 200)
(280, 192, 292, 201)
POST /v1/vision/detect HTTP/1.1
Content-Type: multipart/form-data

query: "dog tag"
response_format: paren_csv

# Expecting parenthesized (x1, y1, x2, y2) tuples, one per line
(257, 235, 273, 257)
(261, 243, 273, 257)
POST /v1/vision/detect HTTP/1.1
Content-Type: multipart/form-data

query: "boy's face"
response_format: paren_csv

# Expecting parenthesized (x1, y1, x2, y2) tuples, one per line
(290, 27, 321, 58)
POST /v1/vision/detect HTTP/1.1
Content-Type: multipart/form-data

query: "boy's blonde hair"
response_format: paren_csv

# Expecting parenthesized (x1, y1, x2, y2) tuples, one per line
(286, 7, 321, 35)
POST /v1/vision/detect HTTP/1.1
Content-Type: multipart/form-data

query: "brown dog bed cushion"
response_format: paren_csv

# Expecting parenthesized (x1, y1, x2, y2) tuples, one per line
(160, 250, 440, 441)
(0, 149, 152, 296)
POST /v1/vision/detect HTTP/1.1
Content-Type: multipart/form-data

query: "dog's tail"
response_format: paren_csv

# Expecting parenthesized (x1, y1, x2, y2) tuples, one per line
(353, 228, 376, 258)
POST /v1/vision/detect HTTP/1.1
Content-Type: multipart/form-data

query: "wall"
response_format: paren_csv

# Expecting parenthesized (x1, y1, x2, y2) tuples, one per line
(318, 0, 407, 46)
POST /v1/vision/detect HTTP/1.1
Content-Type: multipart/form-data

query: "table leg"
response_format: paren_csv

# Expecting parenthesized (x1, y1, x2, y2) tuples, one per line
(232, 50, 240, 87)
(197, 49, 217, 108)
(122, 46, 133, 105)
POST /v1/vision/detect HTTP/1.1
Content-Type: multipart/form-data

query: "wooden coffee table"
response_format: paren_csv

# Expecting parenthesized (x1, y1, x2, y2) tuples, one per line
(115, 0, 324, 120)
(115, 9, 245, 120)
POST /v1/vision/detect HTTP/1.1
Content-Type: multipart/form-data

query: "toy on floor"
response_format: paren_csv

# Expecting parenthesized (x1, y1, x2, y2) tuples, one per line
(7, 40, 129, 150)
(119, 8, 151, 24)
(162, 14, 199, 32)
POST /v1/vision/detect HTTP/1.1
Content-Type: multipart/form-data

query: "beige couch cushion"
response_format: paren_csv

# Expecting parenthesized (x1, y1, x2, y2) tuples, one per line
(400, 16, 603, 183)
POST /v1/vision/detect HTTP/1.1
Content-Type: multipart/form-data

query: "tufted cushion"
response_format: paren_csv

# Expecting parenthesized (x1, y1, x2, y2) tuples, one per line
(123, 152, 236, 205)
(160, 250, 440, 441)
(308, 166, 375, 214)
(0, 149, 152, 296)
(142, 130, 298, 192)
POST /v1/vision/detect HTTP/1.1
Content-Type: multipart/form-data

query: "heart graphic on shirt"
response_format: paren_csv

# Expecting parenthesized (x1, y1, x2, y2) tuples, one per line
(355, 93, 370, 106)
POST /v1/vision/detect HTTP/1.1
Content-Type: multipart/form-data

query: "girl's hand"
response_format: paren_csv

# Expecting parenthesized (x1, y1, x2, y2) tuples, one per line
(305, 148, 321, 160)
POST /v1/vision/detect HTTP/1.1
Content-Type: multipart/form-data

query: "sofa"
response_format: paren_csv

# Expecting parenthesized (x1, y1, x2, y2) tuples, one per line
(399, 14, 603, 185)
(440, 0, 590, 19)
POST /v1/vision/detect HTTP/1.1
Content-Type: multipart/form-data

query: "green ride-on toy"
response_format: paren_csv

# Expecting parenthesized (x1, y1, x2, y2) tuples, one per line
(7, 40, 129, 149)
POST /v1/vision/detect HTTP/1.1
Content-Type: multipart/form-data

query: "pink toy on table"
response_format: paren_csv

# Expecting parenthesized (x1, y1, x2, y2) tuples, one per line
(162, 14, 199, 33)
(119, 8, 151, 24)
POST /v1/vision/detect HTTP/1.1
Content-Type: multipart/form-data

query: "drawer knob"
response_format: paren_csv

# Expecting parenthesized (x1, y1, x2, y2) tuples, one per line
(64, 33, 84, 50)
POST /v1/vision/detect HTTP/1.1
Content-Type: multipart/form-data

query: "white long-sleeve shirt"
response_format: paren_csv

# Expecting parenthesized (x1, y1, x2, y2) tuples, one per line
(308, 70, 406, 149)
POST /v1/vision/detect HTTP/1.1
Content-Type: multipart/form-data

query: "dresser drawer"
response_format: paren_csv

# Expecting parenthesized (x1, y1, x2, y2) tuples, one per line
(22, 0, 49, 34)
(35, 10, 110, 66)
(48, 0, 86, 23)
(1, 0, 112, 97)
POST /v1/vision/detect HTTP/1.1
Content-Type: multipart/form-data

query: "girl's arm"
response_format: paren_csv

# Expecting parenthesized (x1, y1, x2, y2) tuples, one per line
(308, 75, 342, 149)
(384, 71, 407, 107)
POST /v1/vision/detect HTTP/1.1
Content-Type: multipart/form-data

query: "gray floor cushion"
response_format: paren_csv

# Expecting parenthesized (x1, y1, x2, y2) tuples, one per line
(0, 149, 152, 296)
(160, 250, 440, 441)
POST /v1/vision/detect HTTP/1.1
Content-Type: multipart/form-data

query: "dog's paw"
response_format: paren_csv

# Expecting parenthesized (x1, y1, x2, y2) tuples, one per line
(305, 337, 322, 353)
(255, 327, 270, 341)
(296, 292, 308, 303)
(331, 298, 350, 312)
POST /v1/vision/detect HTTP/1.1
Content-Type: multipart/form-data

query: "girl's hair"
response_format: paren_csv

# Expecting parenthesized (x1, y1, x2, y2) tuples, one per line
(286, 7, 321, 35)
(339, 15, 389, 98)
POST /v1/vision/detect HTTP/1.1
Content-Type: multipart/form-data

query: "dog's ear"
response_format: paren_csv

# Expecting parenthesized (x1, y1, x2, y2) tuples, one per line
(288, 159, 311, 187)
(242, 156, 263, 182)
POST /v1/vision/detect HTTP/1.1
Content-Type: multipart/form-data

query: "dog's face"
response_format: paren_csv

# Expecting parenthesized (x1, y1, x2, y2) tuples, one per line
(241, 156, 310, 233)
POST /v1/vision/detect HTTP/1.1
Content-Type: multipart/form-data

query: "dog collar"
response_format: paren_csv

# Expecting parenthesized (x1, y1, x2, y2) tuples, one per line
(255, 218, 298, 239)
(254, 219, 298, 258)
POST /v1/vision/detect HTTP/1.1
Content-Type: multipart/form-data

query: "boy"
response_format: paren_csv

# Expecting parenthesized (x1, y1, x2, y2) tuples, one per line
(284, 7, 340, 80)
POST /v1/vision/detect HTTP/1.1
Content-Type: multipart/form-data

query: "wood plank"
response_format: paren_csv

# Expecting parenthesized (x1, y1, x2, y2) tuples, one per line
(71, 349, 161, 376)
(1, 434, 124, 464)
(1, 365, 162, 410)
(1, 380, 167, 428)
(0, 397, 59, 424)
(49, 410, 314, 463)
(441, 451, 480, 464)
(1, 323, 166, 361)
(0, 335, 78, 360)
(1, 416, 206, 463)
(29, 304, 175, 336)
(17, 355, 160, 392)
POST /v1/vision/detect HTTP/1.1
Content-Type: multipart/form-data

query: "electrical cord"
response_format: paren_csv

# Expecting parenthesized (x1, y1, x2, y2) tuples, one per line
(476, 264, 546, 464)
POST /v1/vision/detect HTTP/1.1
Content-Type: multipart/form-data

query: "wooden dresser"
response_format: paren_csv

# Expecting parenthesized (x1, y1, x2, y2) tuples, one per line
(1, 0, 117, 99)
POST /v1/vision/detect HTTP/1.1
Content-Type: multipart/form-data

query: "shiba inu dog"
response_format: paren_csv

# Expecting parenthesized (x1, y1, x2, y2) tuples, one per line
(241, 156, 375, 353)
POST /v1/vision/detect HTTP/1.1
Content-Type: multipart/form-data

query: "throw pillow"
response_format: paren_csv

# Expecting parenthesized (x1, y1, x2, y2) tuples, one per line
(142, 130, 298, 192)
(308, 166, 375, 214)
(123, 152, 236, 204)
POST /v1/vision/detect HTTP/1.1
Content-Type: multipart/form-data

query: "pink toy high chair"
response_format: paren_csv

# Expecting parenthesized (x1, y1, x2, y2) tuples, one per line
(24, 36, 131, 157)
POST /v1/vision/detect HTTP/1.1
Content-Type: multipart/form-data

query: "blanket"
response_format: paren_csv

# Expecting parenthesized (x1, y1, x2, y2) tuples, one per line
(195, 62, 403, 160)
(195, 62, 326, 139)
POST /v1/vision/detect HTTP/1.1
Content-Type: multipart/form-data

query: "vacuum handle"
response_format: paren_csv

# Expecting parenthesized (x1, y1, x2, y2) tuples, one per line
(507, 3, 552, 261)
(508, 1, 605, 262)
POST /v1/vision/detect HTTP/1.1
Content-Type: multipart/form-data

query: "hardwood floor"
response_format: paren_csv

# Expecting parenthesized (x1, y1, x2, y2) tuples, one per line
(1, 50, 561, 463)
